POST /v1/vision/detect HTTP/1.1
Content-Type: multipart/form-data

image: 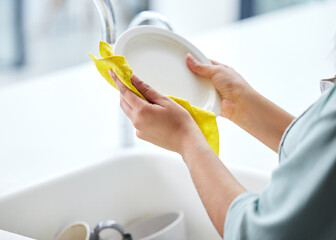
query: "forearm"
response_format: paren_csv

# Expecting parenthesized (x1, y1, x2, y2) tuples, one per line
(232, 88, 295, 152)
(181, 138, 246, 237)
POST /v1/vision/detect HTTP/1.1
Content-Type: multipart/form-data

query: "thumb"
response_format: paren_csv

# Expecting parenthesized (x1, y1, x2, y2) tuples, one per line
(131, 74, 165, 104)
(186, 54, 217, 78)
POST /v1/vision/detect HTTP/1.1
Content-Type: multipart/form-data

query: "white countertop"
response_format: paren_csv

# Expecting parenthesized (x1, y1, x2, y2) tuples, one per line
(1, 1, 336, 198)
(0, 230, 34, 240)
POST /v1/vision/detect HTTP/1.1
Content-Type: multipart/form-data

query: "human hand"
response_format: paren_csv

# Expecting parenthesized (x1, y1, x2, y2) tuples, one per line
(186, 54, 253, 122)
(187, 54, 295, 152)
(109, 69, 207, 155)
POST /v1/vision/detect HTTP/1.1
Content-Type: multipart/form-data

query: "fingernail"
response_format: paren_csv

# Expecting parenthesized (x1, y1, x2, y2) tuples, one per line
(108, 69, 115, 80)
(187, 53, 196, 63)
(131, 74, 140, 84)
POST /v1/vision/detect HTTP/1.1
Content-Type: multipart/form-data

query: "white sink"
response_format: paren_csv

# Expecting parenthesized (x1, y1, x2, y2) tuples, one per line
(0, 149, 270, 240)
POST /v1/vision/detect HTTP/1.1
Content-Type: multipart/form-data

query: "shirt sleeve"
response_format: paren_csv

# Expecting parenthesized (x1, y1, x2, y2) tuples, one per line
(224, 87, 336, 240)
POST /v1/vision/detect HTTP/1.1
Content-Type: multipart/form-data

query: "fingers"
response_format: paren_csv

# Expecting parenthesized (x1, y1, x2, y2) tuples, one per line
(131, 74, 167, 104)
(109, 69, 146, 109)
(186, 53, 218, 78)
(210, 59, 221, 65)
(120, 95, 133, 119)
(210, 59, 230, 69)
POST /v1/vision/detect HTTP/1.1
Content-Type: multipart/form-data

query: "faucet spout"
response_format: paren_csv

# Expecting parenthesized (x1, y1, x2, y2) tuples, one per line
(92, 0, 116, 44)
(93, 0, 134, 148)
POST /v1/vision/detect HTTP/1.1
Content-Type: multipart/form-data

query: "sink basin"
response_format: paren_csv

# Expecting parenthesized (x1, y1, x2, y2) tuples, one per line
(0, 149, 270, 239)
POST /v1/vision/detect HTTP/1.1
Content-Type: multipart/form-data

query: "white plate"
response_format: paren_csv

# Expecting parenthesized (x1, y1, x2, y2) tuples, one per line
(114, 26, 221, 115)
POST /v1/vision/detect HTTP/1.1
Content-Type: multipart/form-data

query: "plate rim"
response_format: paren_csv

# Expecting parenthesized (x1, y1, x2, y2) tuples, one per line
(114, 26, 221, 115)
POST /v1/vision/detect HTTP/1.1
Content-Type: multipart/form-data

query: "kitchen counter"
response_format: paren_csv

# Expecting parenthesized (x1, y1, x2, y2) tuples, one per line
(1, 0, 336, 197)
(0, 230, 34, 240)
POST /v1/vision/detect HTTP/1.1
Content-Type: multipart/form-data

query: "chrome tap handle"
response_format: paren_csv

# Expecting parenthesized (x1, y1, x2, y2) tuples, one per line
(90, 220, 133, 240)
(92, 0, 117, 44)
(128, 11, 173, 31)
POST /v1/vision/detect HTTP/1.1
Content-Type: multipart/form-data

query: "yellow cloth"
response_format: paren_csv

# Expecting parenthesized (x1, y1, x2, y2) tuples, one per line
(89, 41, 219, 155)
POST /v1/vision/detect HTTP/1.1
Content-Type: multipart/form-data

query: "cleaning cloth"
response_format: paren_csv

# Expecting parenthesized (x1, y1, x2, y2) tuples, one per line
(89, 41, 219, 155)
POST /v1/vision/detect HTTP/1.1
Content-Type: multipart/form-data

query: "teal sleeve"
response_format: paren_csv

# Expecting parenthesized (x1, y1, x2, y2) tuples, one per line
(224, 87, 336, 240)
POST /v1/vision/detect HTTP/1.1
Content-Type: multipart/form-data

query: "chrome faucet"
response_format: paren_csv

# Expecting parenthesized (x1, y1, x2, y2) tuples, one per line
(92, 1, 173, 148)
(128, 11, 173, 31)
(92, 0, 116, 44)
(92, 0, 135, 148)
(92, 0, 173, 44)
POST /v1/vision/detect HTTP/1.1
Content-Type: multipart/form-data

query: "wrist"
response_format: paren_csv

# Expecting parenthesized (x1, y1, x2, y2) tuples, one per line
(179, 128, 213, 166)
(229, 84, 258, 124)
(228, 85, 295, 152)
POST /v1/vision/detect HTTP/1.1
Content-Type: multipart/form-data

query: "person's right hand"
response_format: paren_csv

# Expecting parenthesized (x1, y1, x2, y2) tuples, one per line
(186, 54, 253, 122)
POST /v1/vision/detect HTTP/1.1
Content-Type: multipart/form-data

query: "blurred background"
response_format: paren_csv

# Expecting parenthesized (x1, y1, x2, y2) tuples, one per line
(0, 0, 329, 85)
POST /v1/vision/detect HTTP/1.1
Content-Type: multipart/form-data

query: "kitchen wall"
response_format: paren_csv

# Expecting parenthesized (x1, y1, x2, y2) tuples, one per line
(149, 0, 240, 37)
(0, 0, 148, 84)
(0, 0, 242, 86)
(0, 0, 24, 68)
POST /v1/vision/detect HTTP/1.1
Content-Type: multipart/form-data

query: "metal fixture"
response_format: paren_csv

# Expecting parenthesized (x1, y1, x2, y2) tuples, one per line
(128, 11, 173, 31)
(92, 0, 116, 44)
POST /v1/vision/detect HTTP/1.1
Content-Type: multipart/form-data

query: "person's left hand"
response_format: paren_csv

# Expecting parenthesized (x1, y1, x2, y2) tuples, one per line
(108, 69, 206, 155)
